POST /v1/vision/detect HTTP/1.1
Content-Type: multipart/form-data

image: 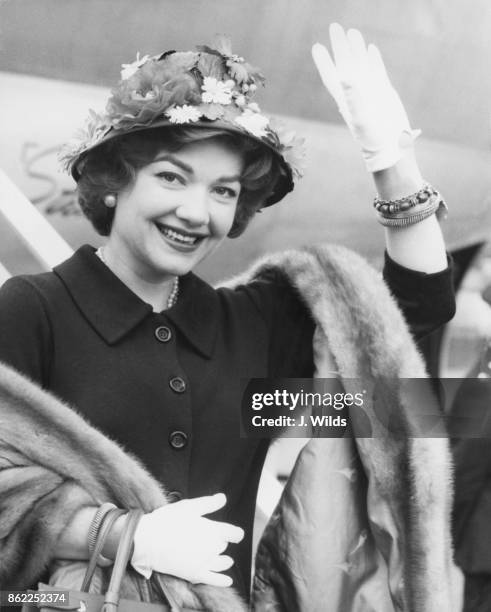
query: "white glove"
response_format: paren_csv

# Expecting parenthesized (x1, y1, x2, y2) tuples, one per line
(312, 22, 421, 172)
(131, 493, 244, 587)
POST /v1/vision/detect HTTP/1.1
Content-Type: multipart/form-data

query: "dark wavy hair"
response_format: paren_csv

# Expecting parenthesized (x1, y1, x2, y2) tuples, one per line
(76, 126, 283, 238)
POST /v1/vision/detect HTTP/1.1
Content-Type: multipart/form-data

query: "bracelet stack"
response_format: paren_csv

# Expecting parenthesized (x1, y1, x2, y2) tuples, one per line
(87, 502, 118, 567)
(374, 183, 448, 227)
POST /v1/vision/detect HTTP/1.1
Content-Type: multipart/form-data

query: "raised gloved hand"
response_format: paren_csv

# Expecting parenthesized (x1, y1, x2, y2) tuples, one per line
(312, 23, 421, 172)
(131, 493, 244, 586)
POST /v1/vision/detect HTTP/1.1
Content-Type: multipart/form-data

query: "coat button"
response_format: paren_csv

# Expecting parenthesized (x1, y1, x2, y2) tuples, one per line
(155, 326, 172, 342)
(169, 431, 188, 450)
(169, 376, 186, 393)
(167, 490, 183, 503)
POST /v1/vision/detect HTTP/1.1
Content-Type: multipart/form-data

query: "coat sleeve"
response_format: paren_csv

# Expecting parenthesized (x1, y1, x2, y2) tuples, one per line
(230, 267, 315, 377)
(0, 276, 52, 385)
(383, 251, 456, 340)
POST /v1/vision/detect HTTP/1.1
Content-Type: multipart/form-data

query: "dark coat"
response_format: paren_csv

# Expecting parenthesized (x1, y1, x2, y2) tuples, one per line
(0, 244, 457, 610)
(0, 244, 454, 598)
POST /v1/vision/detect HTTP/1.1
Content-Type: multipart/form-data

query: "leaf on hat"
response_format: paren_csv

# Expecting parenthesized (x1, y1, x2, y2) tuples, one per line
(165, 51, 199, 71)
(213, 34, 233, 56)
(196, 44, 222, 58)
(222, 105, 241, 122)
(245, 63, 266, 86)
(228, 60, 265, 87)
(197, 53, 226, 80)
(166, 75, 202, 106)
(157, 50, 176, 60)
(198, 103, 225, 120)
(197, 35, 235, 60)
(227, 62, 249, 84)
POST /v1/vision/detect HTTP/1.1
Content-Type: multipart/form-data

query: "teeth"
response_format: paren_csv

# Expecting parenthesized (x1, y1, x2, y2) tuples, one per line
(158, 225, 198, 245)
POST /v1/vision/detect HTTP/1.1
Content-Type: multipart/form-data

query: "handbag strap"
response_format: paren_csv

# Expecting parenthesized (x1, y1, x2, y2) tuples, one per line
(151, 574, 183, 612)
(103, 509, 143, 612)
(81, 507, 126, 592)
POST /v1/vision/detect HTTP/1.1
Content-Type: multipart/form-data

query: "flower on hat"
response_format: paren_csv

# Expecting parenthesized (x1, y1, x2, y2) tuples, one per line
(201, 77, 235, 105)
(268, 117, 307, 180)
(58, 109, 111, 171)
(234, 94, 246, 107)
(198, 103, 225, 120)
(247, 102, 260, 113)
(107, 58, 201, 129)
(165, 104, 202, 124)
(130, 90, 157, 102)
(121, 53, 150, 80)
(197, 35, 265, 87)
(235, 108, 269, 138)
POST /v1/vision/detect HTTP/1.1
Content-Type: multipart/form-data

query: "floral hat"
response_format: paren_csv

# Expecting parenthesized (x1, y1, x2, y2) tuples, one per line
(59, 36, 306, 207)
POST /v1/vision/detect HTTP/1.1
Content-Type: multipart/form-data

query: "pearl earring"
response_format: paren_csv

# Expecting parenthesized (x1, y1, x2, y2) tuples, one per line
(104, 194, 117, 208)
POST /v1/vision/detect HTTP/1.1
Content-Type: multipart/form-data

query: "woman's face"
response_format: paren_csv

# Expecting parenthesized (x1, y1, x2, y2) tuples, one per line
(106, 138, 243, 282)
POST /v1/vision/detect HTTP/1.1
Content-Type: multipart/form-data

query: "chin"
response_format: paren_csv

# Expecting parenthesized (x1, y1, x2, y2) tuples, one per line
(153, 245, 213, 277)
(153, 258, 196, 278)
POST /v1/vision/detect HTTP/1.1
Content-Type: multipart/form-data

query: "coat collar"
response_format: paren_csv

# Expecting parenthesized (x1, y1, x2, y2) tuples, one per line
(53, 245, 218, 357)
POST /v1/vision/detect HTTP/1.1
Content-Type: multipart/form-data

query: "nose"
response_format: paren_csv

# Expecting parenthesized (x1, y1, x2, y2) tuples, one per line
(175, 186, 210, 227)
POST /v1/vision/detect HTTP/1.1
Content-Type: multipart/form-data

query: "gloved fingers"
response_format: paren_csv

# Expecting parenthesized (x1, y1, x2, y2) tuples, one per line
(311, 43, 350, 118)
(311, 43, 345, 108)
(346, 28, 369, 67)
(218, 522, 245, 544)
(200, 517, 244, 547)
(183, 492, 227, 516)
(193, 570, 233, 588)
(207, 555, 234, 572)
(329, 22, 353, 77)
(212, 539, 229, 555)
(367, 43, 392, 88)
(204, 519, 244, 544)
(366, 43, 413, 132)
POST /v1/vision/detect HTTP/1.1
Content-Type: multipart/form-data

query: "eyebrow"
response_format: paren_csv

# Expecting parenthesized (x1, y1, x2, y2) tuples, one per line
(152, 154, 193, 174)
(152, 154, 242, 183)
(216, 174, 242, 183)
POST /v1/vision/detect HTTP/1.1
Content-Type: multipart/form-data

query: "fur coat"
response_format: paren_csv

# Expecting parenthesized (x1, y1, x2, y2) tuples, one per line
(0, 244, 456, 611)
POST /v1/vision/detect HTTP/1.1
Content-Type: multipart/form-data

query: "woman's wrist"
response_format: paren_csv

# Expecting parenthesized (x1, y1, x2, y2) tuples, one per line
(100, 512, 128, 560)
(372, 146, 424, 202)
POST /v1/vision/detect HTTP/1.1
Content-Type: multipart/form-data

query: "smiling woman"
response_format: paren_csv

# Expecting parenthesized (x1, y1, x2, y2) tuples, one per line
(77, 127, 282, 239)
(95, 139, 243, 308)
(0, 29, 457, 612)
(76, 128, 281, 310)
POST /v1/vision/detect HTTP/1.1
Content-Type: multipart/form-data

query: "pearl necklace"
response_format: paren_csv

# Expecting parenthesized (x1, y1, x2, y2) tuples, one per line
(96, 247, 179, 309)
(166, 275, 180, 309)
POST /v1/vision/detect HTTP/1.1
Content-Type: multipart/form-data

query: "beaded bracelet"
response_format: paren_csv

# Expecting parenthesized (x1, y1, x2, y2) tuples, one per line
(374, 183, 448, 227)
(373, 183, 437, 214)
(87, 502, 117, 567)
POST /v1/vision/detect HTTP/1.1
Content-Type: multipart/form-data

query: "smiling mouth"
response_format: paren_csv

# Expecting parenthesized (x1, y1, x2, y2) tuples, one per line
(155, 223, 207, 246)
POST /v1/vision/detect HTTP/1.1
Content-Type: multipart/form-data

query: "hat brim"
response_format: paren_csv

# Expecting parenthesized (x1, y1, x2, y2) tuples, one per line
(71, 117, 294, 207)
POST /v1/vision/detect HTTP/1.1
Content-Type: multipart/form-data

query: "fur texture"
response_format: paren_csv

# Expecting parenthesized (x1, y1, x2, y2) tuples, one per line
(246, 246, 454, 612)
(224, 245, 456, 611)
(0, 244, 455, 611)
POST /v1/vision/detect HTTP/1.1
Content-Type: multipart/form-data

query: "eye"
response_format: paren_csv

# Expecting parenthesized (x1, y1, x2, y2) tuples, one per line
(213, 185, 239, 199)
(156, 171, 184, 185)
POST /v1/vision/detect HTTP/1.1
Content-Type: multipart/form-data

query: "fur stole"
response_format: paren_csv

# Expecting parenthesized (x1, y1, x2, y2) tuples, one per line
(0, 244, 456, 611)
(223, 245, 457, 611)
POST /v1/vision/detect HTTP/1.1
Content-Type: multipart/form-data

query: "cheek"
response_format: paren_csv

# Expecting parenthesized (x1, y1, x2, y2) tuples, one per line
(214, 203, 238, 236)
(110, 203, 144, 241)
